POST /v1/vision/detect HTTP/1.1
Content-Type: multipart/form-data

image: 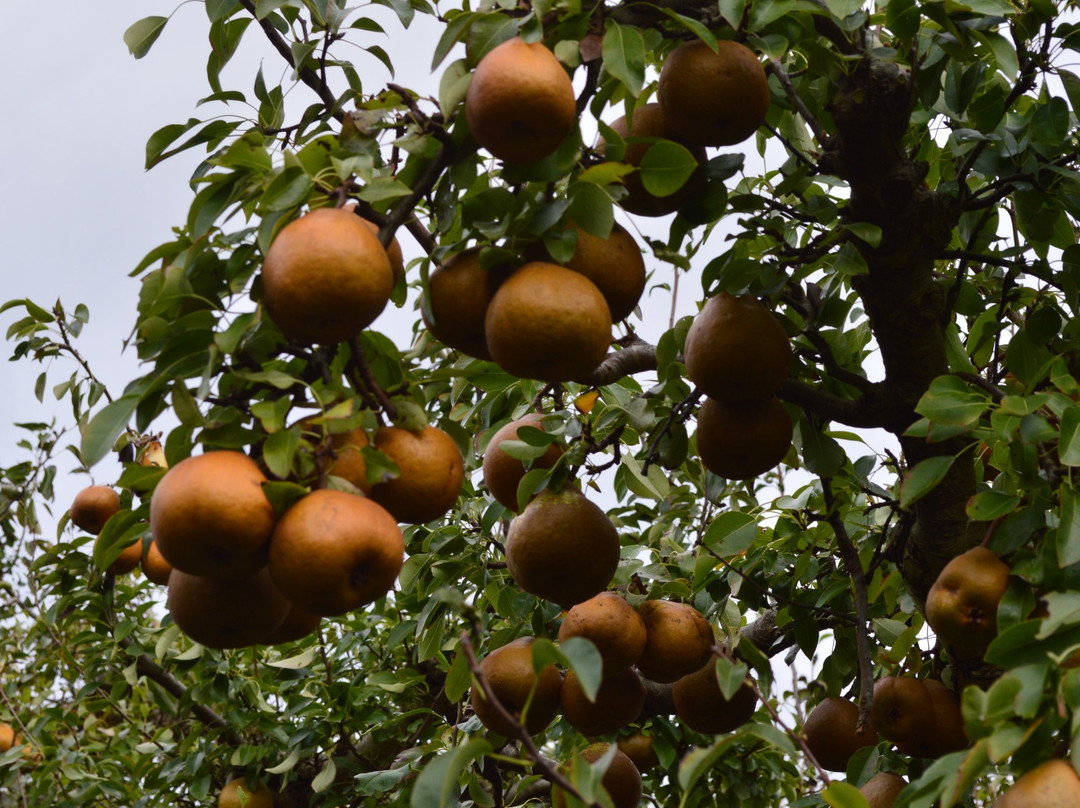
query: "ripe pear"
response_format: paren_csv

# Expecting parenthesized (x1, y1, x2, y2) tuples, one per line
(552, 743, 643, 808)
(465, 38, 576, 164)
(925, 546, 1010, 650)
(0, 723, 13, 753)
(860, 772, 907, 808)
(70, 485, 121, 534)
(684, 292, 792, 403)
(635, 600, 713, 683)
(671, 656, 757, 735)
(995, 759, 1080, 807)
(268, 489, 404, 616)
(617, 732, 659, 771)
(561, 667, 646, 737)
(167, 568, 290, 649)
(368, 424, 464, 524)
(482, 413, 564, 512)
(871, 676, 966, 758)
(657, 40, 770, 147)
(558, 592, 646, 676)
(261, 206, 394, 345)
(803, 696, 876, 772)
(471, 637, 562, 737)
(505, 487, 620, 608)
(150, 451, 276, 579)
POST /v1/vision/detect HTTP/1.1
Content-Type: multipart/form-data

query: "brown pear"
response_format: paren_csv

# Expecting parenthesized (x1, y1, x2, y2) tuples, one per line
(471, 637, 563, 737)
(167, 568, 290, 649)
(505, 488, 620, 608)
(561, 667, 646, 737)
(671, 656, 757, 735)
(482, 413, 564, 512)
(925, 546, 1010, 650)
(870, 676, 933, 751)
(635, 600, 713, 683)
(803, 696, 876, 772)
(558, 592, 647, 676)
(995, 759, 1080, 807)
(552, 743, 643, 808)
(860, 772, 907, 808)
(617, 733, 659, 772)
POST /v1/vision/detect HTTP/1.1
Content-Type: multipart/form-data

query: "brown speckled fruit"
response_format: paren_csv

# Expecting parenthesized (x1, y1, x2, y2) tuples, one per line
(261, 207, 394, 344)
(859, 772, 907, 808)
(167, 568, 290, 649)
(559, 592, 647, 676)
(70, 485, 121, 534)
(601, 103, 706, 217)
(695, 396, 793, 480)
(218, 777, 274, 808)
(672, 657, 757, 735)
(995, 759, 1080, 807)
(141, 539, 174, 585)
(505, 488, 620, 608)
(925, 546, 1010, 651)
(150, 451, 276, 579)
(635, 600, 713, 683)
(485, 262, 612, 383)
(424, 248, 508, 360)
(465, 38, 576, 164)
(552, 743, 643, 808)
(684, 292, 791, 403)
(471, 637, 563, 737)
(803, 696, 876, 772)
(369, 425, 464, 524)
(617, 733, 659, 772)
(561, 667, 646, 737)
(657, 40, 770, 147)
(482, 413, 564, 512)
(268, 489, 404, 616)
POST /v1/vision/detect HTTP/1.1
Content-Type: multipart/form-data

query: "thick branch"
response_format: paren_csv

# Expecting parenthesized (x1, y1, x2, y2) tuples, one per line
(134, 654, 243, 746)
(578, 334, 659, 386)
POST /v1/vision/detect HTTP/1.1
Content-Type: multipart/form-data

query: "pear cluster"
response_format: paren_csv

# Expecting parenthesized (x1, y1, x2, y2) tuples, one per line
(144, 450, 409, 648)
(685, 292, 794, 479)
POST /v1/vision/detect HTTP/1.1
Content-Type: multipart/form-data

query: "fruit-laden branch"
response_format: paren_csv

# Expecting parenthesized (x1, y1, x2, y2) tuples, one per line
(458, 632, 602, 807)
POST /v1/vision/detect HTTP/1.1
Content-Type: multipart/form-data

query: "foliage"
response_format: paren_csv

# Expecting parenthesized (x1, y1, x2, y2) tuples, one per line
(5, 0, 1080, 805)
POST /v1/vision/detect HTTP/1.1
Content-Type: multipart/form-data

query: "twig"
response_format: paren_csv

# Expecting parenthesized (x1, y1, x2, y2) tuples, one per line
(54, 305, 113, 404)
(766, 59, 828, 145)
(820, 479, 874, 735)
(347, 338, 398, 422)
(642, 388, 703, 474)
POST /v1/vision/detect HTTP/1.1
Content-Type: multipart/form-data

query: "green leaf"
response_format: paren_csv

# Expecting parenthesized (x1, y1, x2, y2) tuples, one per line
(432, 12, 474, 70)
(568, 182, 614, 238)
(410, 739, 492, 808)
(1058, 483, 1080, 567)
(81, 395, 139, 468)
(312, 758, 337, 793)
(263, 428, 301, 479)
(658, 11, 718, 49)
(965, 490, 1021, 522)
(602, 20, 646, 97)
(124, 16, 168, 59)
(445, 648, 472, 703)
(640, 141, 699, 197)
(703, 511, 759, 557)
(915, 376, 990, 427)
(822, 781, 869, 808)
(899, 455, 955, 508)
(93, 512, 148, 571)
(1059, 401, 1080, 466)
(559, 637, 604, 701)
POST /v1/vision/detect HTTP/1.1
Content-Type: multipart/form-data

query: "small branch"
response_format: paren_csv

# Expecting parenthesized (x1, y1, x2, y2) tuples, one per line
(54, 305, 114, 404)
(578, 334, 658, 386)
(347, 338, 398, 422)
(133, 653, 244, 746)
(778, 378, 882, 429)
(237, 0, 342, 118)
(380, 144, 452, 252)
(642, 388, 703, 474)
(821, 479, 874, 735)
(766, 60, 828, 145)
(954, 371, 1006, 403)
